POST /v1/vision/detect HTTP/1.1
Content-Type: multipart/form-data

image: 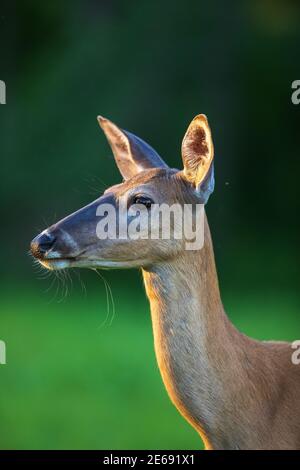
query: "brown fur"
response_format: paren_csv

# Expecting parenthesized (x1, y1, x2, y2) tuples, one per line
(143, 217, 300, 449)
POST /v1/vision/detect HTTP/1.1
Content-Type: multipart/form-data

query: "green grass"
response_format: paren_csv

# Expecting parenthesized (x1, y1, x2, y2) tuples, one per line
(0, 278, 299, 449)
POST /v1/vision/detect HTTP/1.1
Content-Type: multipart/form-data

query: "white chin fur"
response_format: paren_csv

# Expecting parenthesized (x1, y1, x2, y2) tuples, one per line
(38, 258, 148, 270)
(39, 259, 72, 270)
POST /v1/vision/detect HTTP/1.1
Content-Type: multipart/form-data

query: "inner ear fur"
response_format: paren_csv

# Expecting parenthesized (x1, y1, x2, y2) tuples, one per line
(181, 114, 214, 188)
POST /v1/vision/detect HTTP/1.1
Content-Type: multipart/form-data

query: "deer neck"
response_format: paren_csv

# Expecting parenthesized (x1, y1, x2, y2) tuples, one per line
(142, 215, 245, 450)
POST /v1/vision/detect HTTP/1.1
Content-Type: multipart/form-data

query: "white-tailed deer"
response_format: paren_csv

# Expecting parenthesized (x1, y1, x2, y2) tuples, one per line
(31, 115, 300, 450)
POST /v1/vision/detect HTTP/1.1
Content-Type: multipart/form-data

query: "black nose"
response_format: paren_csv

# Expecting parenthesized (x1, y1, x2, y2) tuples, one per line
(30, 232, 56, 258)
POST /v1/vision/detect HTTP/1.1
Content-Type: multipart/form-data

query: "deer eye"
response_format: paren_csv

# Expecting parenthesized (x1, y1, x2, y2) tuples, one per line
(131, 195, 154, 209)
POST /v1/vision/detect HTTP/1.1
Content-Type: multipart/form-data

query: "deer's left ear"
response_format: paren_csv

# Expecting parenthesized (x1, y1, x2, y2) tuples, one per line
(181, 114, 215, 204)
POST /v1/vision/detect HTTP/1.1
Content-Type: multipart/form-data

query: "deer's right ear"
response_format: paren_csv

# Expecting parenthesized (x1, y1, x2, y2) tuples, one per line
(181, 114, 215, 204)
(97, 116, 168, 180)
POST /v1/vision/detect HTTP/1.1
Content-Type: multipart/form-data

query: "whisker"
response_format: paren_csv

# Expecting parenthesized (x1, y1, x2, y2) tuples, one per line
(92, 268, 116, 329)
(74, 269, 87, 297)
(84, 174, 108, 196)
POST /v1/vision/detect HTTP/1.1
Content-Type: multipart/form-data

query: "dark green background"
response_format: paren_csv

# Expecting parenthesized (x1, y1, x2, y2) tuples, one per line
(0, 0, 299, 449)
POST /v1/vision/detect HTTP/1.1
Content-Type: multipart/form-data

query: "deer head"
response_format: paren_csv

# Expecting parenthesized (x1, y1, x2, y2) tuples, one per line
(30, 115, 214, 270)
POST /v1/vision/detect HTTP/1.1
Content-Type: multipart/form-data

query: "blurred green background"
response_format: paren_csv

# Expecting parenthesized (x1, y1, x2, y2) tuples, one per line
(0, 0, 299, 450)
